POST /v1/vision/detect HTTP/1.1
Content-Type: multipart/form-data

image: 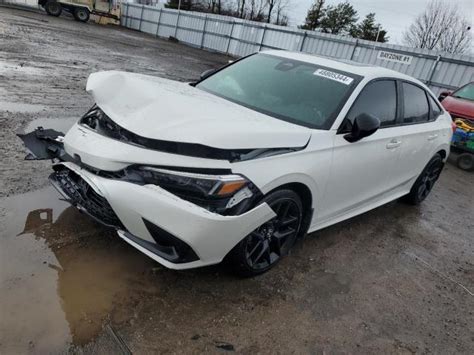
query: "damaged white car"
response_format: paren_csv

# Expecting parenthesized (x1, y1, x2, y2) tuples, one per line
(19, 51, 452, 276)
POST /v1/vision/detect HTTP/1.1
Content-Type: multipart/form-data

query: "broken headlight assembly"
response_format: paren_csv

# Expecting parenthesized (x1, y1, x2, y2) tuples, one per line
(131, 167, 259, 215)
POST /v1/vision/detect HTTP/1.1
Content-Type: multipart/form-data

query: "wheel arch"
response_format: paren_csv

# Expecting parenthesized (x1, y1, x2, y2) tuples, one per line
(261, 180, 315, 238)
(433, 141, 450, 162)
(436, 148, 447, 160)
(265, 182, 312, 213)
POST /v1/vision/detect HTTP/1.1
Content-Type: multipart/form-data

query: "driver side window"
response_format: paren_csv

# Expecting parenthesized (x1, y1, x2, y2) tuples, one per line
(347, 80, 398, 128)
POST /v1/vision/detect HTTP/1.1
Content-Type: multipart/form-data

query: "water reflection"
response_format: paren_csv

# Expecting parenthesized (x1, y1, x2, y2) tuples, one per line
(0, 187, 153, 353)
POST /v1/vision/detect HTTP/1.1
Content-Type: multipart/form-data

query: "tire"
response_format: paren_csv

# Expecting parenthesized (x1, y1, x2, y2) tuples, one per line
(403, 154, 444, 205)
(227, 189, 304, 277)
(73, 7, 90, 22)
(44, 1, 62, 17)
(456, 153, 474, 171)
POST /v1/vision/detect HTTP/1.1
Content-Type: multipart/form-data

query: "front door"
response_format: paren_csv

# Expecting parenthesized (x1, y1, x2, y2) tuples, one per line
(319, 79, 402, 222)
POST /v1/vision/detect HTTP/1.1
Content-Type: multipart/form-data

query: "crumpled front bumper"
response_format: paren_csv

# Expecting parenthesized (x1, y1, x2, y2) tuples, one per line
(50, 162, 276, 270)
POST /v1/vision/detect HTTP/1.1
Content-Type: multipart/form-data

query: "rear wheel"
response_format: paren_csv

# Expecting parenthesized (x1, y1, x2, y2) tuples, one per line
(228, 189, 304, 277)
(403, 154, 444, 205)
(73, 7, 90, 22)
(44, 1, 62, 16)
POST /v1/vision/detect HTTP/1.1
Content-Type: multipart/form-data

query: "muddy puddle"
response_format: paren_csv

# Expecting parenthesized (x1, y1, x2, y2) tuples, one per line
(0, 187, 155, 353)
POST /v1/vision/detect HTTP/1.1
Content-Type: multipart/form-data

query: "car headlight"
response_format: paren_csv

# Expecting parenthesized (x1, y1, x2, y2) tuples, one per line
(135, 167, 257, 214)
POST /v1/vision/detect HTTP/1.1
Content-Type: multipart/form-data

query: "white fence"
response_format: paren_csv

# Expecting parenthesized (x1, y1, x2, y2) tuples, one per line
(0, 0, 37, 6)
(121, 3, 474, 94)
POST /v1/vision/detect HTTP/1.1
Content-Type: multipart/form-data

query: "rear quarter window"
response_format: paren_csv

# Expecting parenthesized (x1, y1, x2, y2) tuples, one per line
(402, 83, 430, 123)
(428, 95, 443, 121)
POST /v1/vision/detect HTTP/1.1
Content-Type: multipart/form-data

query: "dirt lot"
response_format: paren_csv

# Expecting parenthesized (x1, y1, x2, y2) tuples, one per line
(1, 6, 473, 354)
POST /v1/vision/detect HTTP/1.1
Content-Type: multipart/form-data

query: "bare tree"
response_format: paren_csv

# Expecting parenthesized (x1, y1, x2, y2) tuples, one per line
(239, 0, 246, 18)
(247, 0, 266, 21)
(402, 0, 472, 54)
(266, 0, 275, 23)
(167, 0, 292, 25)
(265, 0, 289, 24)
(275, 0, 290, 25)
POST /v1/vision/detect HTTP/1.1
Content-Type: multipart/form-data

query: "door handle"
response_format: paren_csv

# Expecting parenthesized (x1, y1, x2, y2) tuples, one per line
(428, 134, 438, 141)
(386, 139, 401, 149)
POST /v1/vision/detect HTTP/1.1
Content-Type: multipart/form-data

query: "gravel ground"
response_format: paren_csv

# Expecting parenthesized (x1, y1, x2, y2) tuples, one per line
(0, 6, 473, 354)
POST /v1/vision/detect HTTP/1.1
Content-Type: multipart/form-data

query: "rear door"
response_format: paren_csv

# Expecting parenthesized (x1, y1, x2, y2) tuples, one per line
(320, 79, 403, 221)
(391, 82, 441, 187)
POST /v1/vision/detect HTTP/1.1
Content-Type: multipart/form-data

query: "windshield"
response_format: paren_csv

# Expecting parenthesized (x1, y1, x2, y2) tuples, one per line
(453, 83, 474, 101)
(196, 53, 361, 129)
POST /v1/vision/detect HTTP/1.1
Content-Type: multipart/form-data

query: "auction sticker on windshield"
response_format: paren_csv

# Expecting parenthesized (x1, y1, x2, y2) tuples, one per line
(313, 69, 354, 85)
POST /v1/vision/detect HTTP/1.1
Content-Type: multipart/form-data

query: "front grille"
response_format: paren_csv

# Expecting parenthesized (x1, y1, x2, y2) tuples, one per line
(50, 167, 123, 228)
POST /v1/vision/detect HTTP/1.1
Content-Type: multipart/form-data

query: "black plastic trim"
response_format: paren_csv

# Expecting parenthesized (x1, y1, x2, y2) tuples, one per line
(142, 218, 199, 263)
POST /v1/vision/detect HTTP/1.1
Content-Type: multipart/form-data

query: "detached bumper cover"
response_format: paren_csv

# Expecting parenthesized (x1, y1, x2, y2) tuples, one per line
(50, 162, 276, 269)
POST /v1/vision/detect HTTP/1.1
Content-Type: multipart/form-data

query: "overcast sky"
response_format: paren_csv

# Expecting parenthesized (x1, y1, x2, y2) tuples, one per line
(287, 0, 474, 44)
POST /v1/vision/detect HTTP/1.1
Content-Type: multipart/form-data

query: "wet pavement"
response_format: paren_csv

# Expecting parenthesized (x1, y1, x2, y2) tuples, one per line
(1, 6, 473, 354)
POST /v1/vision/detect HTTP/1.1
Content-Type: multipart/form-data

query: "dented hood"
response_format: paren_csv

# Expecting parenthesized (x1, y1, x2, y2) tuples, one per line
(86, 71, 311, 150)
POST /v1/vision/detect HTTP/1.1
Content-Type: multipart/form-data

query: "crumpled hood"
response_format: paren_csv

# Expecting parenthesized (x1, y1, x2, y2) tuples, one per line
(86, 71, 311, 150)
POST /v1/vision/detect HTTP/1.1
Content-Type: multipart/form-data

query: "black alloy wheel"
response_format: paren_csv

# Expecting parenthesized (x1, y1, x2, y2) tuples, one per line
(228, 189, 304, 276)
(404, 154, 444, 205)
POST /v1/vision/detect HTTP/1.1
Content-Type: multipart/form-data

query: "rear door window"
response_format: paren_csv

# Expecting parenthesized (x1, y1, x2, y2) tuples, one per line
(347, 80, 398, 127)
(402, 83, 430, 123)
(428, 95, 442, 121)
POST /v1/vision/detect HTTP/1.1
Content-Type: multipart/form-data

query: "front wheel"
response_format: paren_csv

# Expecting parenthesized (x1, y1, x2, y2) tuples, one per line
(403, 154, 444, 205)
(73, 7, 90, 22)
(44, 1, 62, 16)
(227, 189, 304, 277)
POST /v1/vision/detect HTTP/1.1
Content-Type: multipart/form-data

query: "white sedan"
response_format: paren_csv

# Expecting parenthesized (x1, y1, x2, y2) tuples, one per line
(20, 50, 452, 276)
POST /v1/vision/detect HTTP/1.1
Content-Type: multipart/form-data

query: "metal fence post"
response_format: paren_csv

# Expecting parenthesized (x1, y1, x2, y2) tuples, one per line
(200, 15, 208, 49)
(226, 20, 235, 54)
(299, 31, 307, 52)
(349, 39, 359, 60)
(124, 3, 129, 28)
(155, 8, 162, 37)
(138, 5, 145, 32)
(173, 10, 181, 38)
(426, 55, 441, 87)
(259, 25, 267, 51)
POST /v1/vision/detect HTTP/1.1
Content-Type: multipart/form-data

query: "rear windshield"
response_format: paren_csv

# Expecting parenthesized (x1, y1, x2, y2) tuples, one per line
(196, 53, 362, 129)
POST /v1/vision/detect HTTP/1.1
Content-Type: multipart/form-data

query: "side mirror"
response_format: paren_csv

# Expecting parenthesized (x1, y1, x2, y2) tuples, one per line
(200, 68, 217, 81)
(438, 90, 452, 102)
(344, 113, 380, 143)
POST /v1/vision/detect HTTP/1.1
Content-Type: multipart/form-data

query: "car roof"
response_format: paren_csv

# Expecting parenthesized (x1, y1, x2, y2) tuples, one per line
(262, 50, 422, 84)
